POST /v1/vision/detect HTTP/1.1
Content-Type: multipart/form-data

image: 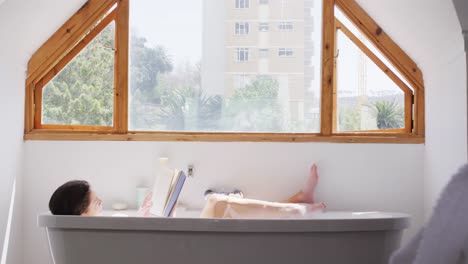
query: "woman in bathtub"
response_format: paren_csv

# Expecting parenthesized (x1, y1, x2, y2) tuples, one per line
(48, 164, 325, 218)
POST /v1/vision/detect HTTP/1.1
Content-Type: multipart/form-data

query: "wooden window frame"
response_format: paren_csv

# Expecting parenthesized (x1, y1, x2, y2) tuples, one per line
(24, 0, 425, 143)
(333, 18, 413, 134)
(34, 9, 117, 131)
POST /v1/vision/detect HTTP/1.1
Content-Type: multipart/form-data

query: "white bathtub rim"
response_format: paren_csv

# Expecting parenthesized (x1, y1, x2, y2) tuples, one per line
(38, 211, 410, 233)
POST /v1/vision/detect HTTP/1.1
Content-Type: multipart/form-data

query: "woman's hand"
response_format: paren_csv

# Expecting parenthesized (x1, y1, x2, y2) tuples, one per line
(137, 191, 154, 217)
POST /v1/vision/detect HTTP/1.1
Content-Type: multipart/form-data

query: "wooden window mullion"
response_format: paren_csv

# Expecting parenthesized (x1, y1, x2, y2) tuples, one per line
(114, 0, 130, 133)
(320, 0, 336, 136)
(405, 92, 413, 133)
(414, 90, 424, 136)
(33, 80, 43, 129)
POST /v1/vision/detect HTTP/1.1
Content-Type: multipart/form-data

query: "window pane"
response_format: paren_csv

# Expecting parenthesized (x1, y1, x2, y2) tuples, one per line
(336, 30, 405, 132)
(335, 7, 413, 91)
(129, 0, 322, 133)
(42, 22, 115, 126)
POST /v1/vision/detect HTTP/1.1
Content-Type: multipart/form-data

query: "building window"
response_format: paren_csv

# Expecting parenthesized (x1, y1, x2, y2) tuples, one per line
(259, 48, 269, 58)
(259, 22, 269, 32)
(235, 0, 249, 8)
(236, 48, 249, 62)
(278, 21, 294, 32)
(259, 0, 269, 5)
(235, 22, 250, 35)
(233, 75, 251, 89)
(278, 48, 294, 57)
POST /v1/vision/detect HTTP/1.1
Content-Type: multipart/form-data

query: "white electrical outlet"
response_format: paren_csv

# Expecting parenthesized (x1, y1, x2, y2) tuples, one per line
(187, 165, 194, 178)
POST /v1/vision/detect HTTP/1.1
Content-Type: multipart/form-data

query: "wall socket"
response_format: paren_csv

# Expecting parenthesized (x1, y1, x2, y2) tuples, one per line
(187, 165, 194, 178)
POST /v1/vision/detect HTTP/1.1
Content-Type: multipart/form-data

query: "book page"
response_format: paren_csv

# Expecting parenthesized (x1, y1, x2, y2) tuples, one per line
(150, 168, 175, 216)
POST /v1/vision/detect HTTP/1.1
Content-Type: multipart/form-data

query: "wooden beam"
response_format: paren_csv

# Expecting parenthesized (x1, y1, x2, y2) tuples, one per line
(114, 0, 129, 133)
(38, 10, 117, 89)
(24, 131, 425, 144)
(414, 90, 425, 136)
(320, 0, 335, 136)
(404, 92, 413, 133)
(336, 0, 424, 91)
(33, 79, 43, 129)
(335, 19, 413, 95)
(24, 82, 35, 132)
(27, 0, 117, 85)
(332, 15, 338, 133)
(39, 125, 113, 131)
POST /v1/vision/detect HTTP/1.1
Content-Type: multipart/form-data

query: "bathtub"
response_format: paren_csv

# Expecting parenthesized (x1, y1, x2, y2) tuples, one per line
(38, 210, 409, 264)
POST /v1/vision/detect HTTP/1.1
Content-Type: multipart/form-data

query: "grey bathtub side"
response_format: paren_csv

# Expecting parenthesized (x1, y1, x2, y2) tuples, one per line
(37, 213, 410, 233)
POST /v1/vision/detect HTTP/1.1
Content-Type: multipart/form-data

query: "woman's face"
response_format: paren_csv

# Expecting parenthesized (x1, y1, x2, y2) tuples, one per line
(82, 190, 103, 216)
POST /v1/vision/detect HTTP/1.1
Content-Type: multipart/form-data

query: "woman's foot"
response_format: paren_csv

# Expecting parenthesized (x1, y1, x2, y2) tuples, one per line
(302, 164, 319, 204)
(307, 202, 326, 212)
(282, 164, 320, 204)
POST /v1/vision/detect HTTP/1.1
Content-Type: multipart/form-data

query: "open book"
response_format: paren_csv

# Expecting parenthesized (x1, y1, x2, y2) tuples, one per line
(150, 170, 187, 217)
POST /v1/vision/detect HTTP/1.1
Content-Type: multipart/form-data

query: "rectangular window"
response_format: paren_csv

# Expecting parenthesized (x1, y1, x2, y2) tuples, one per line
(236, 48, 250, 62)
(235, 0, 249, 8)
(259, 0, 269, 5)
(278, 48, 294, 57)
(278, 21, 294, 31)
(259, 48, 269, 58)
(235, 22, 250, 35)
(259, 22, 269, 32)
(233, 75, 251, 89)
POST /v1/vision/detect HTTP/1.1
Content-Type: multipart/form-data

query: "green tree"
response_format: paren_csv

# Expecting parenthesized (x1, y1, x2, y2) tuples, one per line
(129, 33, 174, 129)
(370, 100, 404, 129)
(155, 62, 223, 131)
(224, 76, 284, 132)
(157, 86, 223, 131)
(338, 106, 361, 131)
(129, 34, 173, 100)
(42, 23, 115, 126)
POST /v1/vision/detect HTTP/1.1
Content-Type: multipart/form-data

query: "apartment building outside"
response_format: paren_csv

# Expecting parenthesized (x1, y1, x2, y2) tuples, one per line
(202, 0, 321, 128)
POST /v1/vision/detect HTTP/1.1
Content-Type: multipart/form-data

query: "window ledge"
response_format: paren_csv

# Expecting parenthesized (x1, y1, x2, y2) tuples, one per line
(24, 131, 424, 144)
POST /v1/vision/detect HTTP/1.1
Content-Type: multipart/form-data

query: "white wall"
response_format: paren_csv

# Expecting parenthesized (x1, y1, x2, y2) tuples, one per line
(0, 0, 463, 263)
(355, 0, 468, 218)
(453, 0, 468, 162)
(23, 141, 425, 264)
(0, 0, 86, 263)
(421, 1, 467, 218)
(0, 0, 27, 262)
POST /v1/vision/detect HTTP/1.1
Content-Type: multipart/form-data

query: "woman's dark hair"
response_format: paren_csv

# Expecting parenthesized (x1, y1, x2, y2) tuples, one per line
(49, 180, 91, 215)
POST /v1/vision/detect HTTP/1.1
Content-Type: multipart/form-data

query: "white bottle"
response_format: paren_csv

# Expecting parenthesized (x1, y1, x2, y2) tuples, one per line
(150, 157, 175, 216)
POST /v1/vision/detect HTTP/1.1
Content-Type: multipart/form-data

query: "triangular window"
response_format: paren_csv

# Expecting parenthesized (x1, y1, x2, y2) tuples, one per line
(333, 8, 413, 133)
(36, 11, 116, 129)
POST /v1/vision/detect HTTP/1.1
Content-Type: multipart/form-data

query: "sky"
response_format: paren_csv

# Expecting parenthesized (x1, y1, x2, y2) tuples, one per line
(128, 0, 405, 97)
(130, 0, 203, 66)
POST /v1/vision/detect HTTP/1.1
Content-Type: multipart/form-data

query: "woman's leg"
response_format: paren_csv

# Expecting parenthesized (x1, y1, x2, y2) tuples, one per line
(199, 194, 219, 218)
(200, 164, 324, 219)
(283, 164, 319, 203)
(200, 194, 309, 219)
